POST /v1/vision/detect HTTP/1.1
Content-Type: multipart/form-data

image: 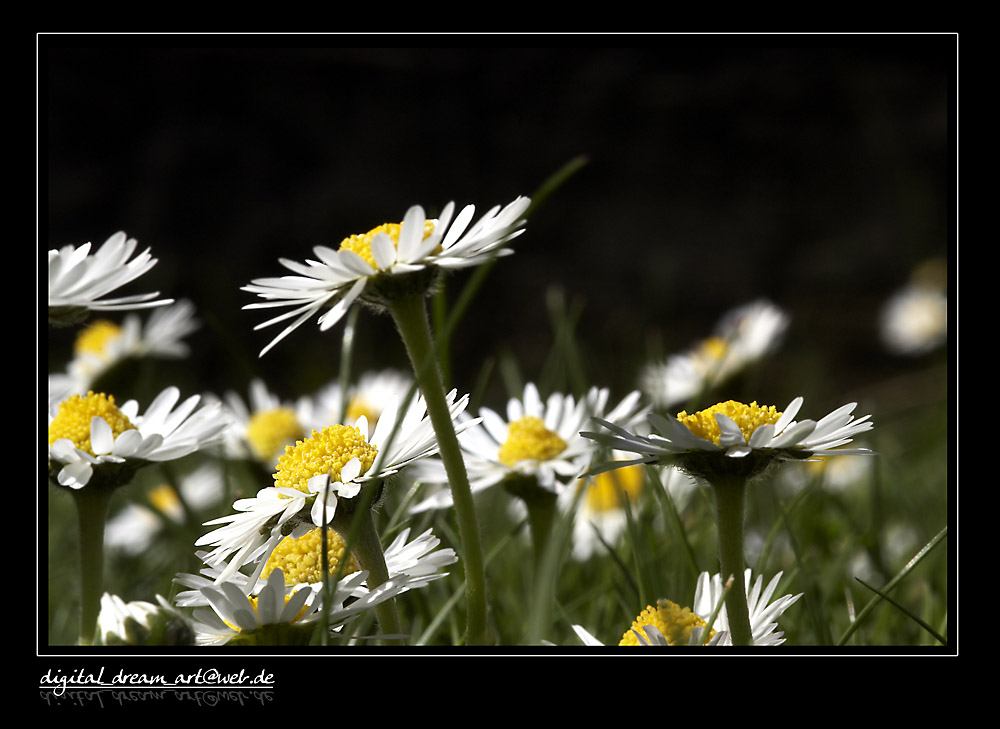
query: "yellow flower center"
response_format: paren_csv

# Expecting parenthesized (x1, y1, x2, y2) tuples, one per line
(261, 528, 360, 585)
(147, 484, 183, 520)
(338, 219, 437, 271)
(74, 319, 122, 357)
(272, 424, 378, 494)
(48, 391, 137, 456)
(697, 336, 728, 363)
(246, 407, 305, 464)
(345, 396, 380, 432)
(676, 400, 782, 446)
(619, 599, 717, 646)
(583, 464, 643, 513)
(498, 416, 568, 467)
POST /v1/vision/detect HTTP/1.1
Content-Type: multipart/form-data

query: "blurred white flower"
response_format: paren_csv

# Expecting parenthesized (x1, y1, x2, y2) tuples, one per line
(641, 299, 789, 408)
(49, 300, 200, 401)
(880, 261, 948, 356)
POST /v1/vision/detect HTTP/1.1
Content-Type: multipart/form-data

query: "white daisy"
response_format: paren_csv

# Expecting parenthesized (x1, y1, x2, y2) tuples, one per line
(570, 569, 801, 646)
(48, 231, 173, 319)
(187, 565, 428, 646)
(640, 299, 789, 408)
(196, 388, 474, 582)
(304, 369, 414, 438)
(221, 378, 316, 467)
(49, 300, 200, 401)
(175, 526, 456, 607)
(584, 396, 874, 480)
(563, 453, 646, 561)
(47, 386, 232, 490)
(690, 569, 803, 646)
(409, 383, 648, 512)
(242, 196, 530, 356)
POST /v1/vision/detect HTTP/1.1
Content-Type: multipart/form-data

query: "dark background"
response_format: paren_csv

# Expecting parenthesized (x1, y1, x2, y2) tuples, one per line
(42, 36, 954, 413)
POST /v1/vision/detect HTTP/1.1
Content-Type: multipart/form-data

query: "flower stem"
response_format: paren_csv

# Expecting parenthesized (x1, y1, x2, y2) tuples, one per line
(350, 506, 404, 646)
(386, 293, 490, 645)
(71, 485, 115, 646)
(711, 476, 754, 646)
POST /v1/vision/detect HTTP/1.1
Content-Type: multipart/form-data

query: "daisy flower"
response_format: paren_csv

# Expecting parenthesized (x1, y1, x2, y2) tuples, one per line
(95, 593, 194, 646)
(879, 260, 948, 356)
(584, 396, 874, 482)
(221, 378, 316, 467)
(196, 388, 474, 582)
(305, 369, 414, 438)
(571, 569, 801, 646)
(48, 231, 173, 323)
(47, 386, 232, 490)
(175, 525, 456, 607)
(640, 299, 789, 409)
(563, 453, 646, 561)
(410, 383, 648, 512)
(185, 566, 369, 646)
(49, 300, 200, 401)
(242, 196, 530, 356)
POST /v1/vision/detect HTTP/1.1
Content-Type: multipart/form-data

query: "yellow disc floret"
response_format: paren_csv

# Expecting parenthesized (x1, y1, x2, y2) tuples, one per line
(676, 400, 782, 446)
(345, 396, 379, 433)
(697, 336, 728, 363)
(246, 407, 305, 464)
(338, 219, 437, 270)
(74, 319, 122, 357)
(619, 599, 717, 646)
(498, 416, 568, 467)
(272, 424, 378, 494)
(261, 528, 360, 585)
(48, 391, 136, 456)
(583, 463, 643, 513)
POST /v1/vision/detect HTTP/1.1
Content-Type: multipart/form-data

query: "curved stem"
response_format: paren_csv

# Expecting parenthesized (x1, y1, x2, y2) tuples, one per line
(71, 485, 115, 646)
(386, 293, 490, 645)
(712, 477, 754, 646)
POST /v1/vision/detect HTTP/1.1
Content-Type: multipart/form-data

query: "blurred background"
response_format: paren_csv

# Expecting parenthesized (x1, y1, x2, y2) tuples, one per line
(44, 37, 952, 432)
(42, 35, 954, 650)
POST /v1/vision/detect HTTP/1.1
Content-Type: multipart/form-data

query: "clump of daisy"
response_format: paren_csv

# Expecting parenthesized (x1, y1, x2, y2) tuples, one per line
(47, 386, 231, 644)
(48, 231, 174, 326)
(196, 389, 472, 642)
(241, 196, 529, 646)
(571, 569, 801, 647)
(584, 396, 873, 645)
(176, 526, 456, 646)
(640, 299, 789, 409)
(879, 258, 948, 356)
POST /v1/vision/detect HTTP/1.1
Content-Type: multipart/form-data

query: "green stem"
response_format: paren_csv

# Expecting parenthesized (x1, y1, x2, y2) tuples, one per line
(504, 475, 557, 567)
(712, 477, 754, 646)
(71, 485, 115, 646)
(386, 293, 490, 645)
(350, 507, 404, 646)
